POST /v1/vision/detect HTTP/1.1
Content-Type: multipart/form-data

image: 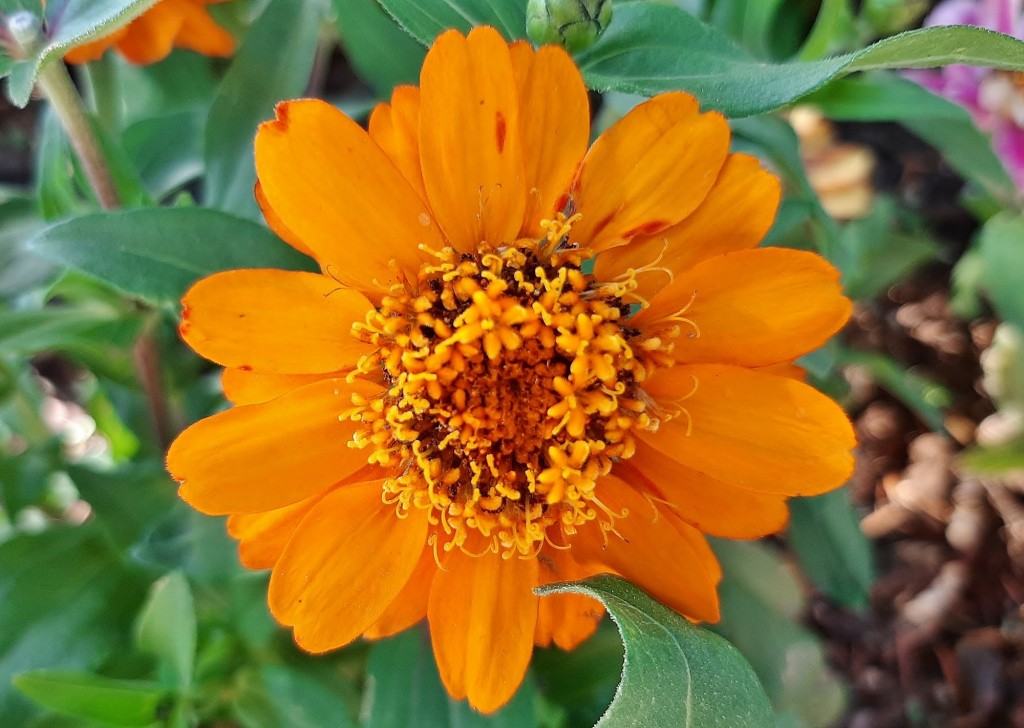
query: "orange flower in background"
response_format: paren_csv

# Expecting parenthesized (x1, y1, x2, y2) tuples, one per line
(64, 0, 234, 65)
(167, 26, 855, 712)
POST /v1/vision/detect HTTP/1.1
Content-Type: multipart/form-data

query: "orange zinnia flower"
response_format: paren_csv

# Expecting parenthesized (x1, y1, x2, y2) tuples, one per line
(64, 0, 234, 65)
(167, 27, 855, 713)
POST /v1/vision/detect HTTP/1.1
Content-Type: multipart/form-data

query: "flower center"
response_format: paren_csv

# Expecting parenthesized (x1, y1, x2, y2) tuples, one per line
(349, 216, 666, 557)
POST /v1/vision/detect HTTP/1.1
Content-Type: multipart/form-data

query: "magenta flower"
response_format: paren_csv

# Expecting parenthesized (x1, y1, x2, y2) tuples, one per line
(907, 0, 1024, 189)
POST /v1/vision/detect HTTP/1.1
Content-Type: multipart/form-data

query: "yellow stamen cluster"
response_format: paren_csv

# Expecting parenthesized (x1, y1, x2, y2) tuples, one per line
(349, 218, 661, 557)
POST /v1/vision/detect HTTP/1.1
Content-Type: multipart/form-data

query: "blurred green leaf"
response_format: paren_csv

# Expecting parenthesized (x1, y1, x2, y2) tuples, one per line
(798, 0, 857, 60)
(731, 115, 839, 257)
(27, 207, 312, 308)
(115, 52, 219, 122)
(961, 439, 1024, 474)
(708, 0, 792, 59)
(362, 626, 539, 727)
(712, 541, 847, 728)
(233, 664, 356, 728)
(375, 0, 528, 44)
(68, 463, 178, 551)
(787, 486, 874, 610)
(0, 527, 147, 724)
(0, 306, 138, 357)
(135, 571, 196, 691)
(538, 574, 773, 728)
(830, 197, 940, 301)
(978, 213, 1024, 330)
(531, 622, 622, 727)
(132, 508, 240, 585)
(204, 0, 325, 219)
(13, 670, 168, 727)
(0, 196, 50, 299)
(575, 1, 1024, 117)
(122, 111, 204, 200)
(36, 108, 88, 221)
(838, 348, 953, 432)
(806, 72, 1017, 205)
(6, 0, 160, 107)
(81, 382, 141, 462)
(332, 0, 425, 97)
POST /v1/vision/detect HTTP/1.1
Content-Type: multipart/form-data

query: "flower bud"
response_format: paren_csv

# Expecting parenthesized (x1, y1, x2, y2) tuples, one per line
(526, 0, 612, 54)
(6, 10, 42, 57)
(863, 0, 928, 35)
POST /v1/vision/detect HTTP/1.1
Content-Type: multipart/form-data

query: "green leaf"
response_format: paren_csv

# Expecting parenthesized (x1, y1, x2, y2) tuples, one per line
(0, 306, 138, 358)
(332, 0, 425, 97)
(135, 572, 196, 690)
(122, 111, 204, 199)
(711, 541, 847, 727)
(806, 73, 1017, 204)
(537, 574, 773, 728)
(829, 196, 940, 301)
(375, 0, 528, 45)
(67, 463, 178, 550)
(961, 439, 1024, 475)
(204, 0, 325, 219)
(798, 0, 857, 60)
(362, 626, 540, 727)
(115, 52, 220, 122)
(0, 527, 148, 725)
(35, 108, 89, 221)
(0, 196, 50, 299)
(232, 665, 357, 728)
(730, 115, 839, 257)
(27, 207, 312, 308)
(13, 671, 168, 727)
(978, 213, 1024, 330)
(787, 486, 875, 610)
(6, 0, 160, 107)
(709, 0, 803, 60)
(531, 623, 623, 727)
(576, 1, 1024, 117)
(838, 348, 953, 432)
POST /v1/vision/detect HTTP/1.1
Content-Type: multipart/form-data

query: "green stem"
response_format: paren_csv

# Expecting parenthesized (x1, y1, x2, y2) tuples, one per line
(8, 13, 173, 445)
(35, 59, 121, 210)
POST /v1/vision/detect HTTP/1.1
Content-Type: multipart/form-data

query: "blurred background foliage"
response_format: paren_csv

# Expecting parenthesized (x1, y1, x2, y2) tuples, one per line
(2, 0, 1024, 726)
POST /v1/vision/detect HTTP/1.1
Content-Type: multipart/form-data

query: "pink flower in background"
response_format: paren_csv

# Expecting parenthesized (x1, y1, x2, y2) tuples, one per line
(908, 0, 1024, 188)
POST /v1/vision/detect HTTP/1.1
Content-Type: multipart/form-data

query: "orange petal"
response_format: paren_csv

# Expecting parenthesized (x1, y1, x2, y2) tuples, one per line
(268, 481, 429, 652)
(221, 369, 331, 406)
(757, 361, 806, 381)
(641, 364, 856, 496)
(428, 548, 538, 712)
(419, 27, 526, 251)
(363, 547, 438, 640)
(226, 494, 323, 570)
(368, 86, 426, 201)
(115, 1, 185, 65)
(168, 378, 382, 515)
(617, 442, 790, 539)
(255, 182, 314, 258)
(634, 248, 852, 366)
(180, 269, 374, 375)
(535, 548, 604, 650)
(175, 0, 235, 57)
(65, 25, 128, 64)
(509, 42, 590, 236)
(572, 475, 721, 622)
(593, 154, 780, 300)
(571, 93, 730, 253)
(255, 99, 444, 296)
